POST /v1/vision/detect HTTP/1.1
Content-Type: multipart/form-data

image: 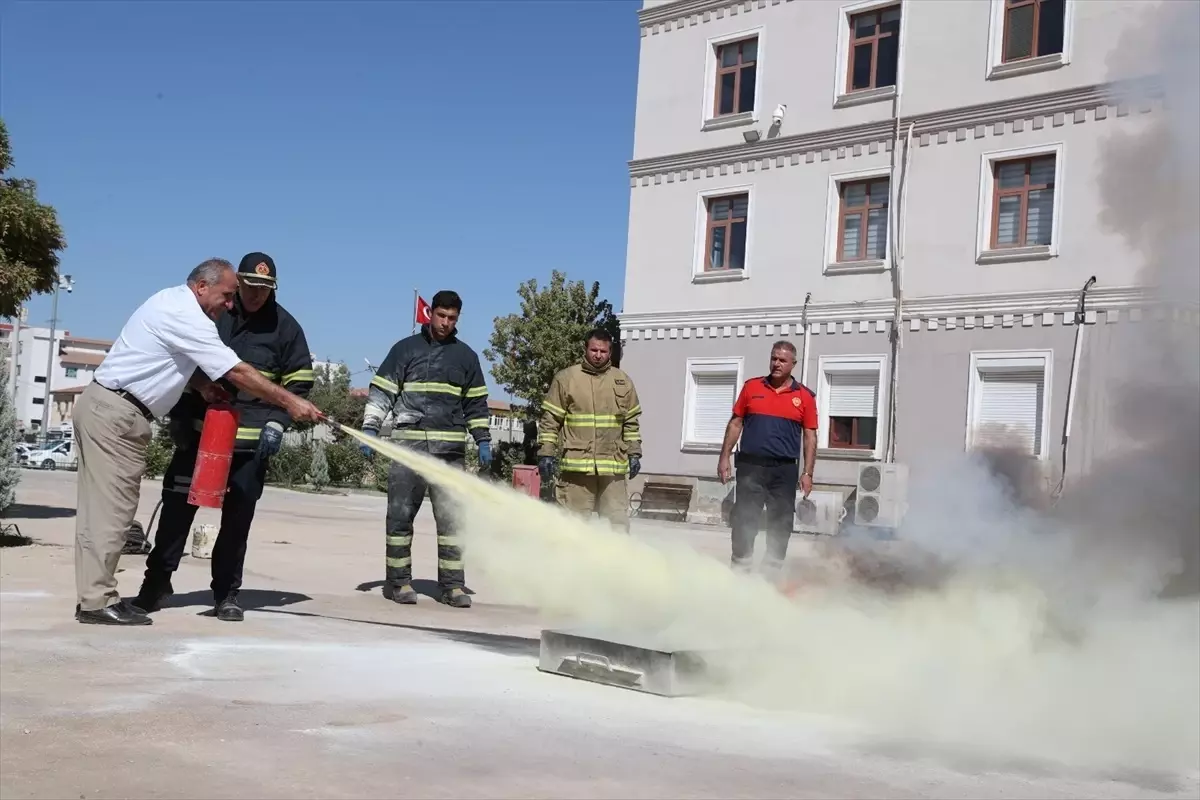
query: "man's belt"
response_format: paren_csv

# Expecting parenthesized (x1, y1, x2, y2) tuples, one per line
(93, 381, 153, 421)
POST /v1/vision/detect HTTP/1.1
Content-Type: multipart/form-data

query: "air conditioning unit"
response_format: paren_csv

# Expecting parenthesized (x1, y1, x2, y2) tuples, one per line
(853, 462, 909, 528)
(794, 488, 852, 536)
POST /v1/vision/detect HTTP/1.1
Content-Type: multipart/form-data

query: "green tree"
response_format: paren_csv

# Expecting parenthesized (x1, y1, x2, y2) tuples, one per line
(0, 119, 67, 319)
(142, 424, 176, 479)
(307, 362, 365, 430)
(484, 270, 620, 412)
(309, 440, 330, 491)
(0, 344, 20, 513)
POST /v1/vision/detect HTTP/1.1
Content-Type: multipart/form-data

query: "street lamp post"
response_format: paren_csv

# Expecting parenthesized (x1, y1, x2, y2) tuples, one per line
(40, 274, 74, 436)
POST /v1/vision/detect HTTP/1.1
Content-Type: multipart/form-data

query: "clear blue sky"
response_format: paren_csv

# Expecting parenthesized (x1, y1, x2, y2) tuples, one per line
(1, 0, 641, 394)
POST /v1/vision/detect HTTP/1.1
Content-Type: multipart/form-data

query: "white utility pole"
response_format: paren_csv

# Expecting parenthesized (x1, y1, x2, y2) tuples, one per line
(7, 305, 25, 404)
(40, 274, 75, 435)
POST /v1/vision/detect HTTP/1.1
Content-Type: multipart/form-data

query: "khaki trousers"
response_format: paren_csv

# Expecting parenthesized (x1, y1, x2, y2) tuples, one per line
(74, 383, 152, 611)
(555, 472, 629, 533)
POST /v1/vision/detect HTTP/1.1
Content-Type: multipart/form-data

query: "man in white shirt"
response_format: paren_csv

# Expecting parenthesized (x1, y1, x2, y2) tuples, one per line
(73, 257, 323, 626)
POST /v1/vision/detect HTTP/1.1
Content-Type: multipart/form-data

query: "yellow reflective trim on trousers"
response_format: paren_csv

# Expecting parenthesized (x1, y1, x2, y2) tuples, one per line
(626, 404, 642, 418)
(371, 375, 400, 393)
(438, 559, 464, 571)
(623, 433, 641, 441)
(386, 556, 412, 568)
(386, 535, 412, 547)
(560, 465, 628, 475)
(235, 427, 262, 440)
(283, 369, 314, 385)
(467, 418, 488, 429)
(537, 434, 558, 443)
(542, 401, 566, 419)
(436, 535, 458, 546)
(404, 382, 460, 395)
(465, 386, 488, 398)
(391, 429, 469, 442)
(258, 369, 280, 382)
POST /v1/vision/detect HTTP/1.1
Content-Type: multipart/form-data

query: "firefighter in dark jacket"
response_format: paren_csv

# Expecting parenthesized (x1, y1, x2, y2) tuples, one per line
(133, 253, 314, 622)
(360, 290, 490, 609)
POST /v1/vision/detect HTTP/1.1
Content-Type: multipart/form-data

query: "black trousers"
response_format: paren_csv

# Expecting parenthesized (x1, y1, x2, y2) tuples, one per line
(144, 446, 267, 603)
(729, 454, 799, 572)
(385, 455, 465, 590)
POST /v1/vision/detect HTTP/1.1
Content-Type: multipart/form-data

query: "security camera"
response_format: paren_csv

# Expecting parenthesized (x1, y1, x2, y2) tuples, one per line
(771, 104, 787, 126)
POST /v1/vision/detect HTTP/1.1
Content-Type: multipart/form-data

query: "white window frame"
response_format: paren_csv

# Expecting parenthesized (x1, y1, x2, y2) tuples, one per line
(824, 166, 893, 275)
(680, 356, 745, 453)
(965, 349, 1053, 460)
(975, 142, 1065, 265)
(832, 0, 907, 109)
(815, 354, 888, 460)
(701, 26, 765, 132)
(692, 184, 754, 284)
(985, 0, 1075, 81)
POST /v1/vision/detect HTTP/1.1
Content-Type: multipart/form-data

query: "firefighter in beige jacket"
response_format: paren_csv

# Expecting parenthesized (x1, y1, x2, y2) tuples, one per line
(537, 328, 643, 532)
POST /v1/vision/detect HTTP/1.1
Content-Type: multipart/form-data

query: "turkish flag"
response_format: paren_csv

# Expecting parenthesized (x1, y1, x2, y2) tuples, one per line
(415, 296, 432, 325)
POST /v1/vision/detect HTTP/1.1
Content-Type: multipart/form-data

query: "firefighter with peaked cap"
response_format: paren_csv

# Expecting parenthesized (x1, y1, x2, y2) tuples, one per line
(133, 253, 315, 622)
(360, 289, 491, 609)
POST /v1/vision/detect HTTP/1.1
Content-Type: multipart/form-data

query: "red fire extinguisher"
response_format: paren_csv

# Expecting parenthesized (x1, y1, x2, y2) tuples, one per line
(188, 404, 240, 509)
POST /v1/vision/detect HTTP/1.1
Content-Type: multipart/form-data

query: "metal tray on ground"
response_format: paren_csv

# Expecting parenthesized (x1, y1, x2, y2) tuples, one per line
(537, 627, 721, 697)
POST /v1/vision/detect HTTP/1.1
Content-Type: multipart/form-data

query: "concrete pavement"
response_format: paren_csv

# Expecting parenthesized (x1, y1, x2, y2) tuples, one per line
(1, 469, 1195, 799)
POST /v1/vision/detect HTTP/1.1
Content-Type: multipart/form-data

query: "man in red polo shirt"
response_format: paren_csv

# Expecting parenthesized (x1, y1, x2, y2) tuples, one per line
(717, 340, 818, 578)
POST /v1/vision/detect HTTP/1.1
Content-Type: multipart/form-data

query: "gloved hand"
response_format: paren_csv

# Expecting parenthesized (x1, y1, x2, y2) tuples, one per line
(477, 441, 492, 468)
(256, 421, 284, 459)
(628, 456, 641, 479)
(538, 456, 556, 481)
(360, 428, 378, 458)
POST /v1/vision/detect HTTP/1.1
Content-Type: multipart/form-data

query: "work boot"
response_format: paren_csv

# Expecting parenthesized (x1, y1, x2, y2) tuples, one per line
(383, 583, 418, 605)
(438, 587, 472, 609)
(131, 577, 174, 614)
(215, 591, 244, 622)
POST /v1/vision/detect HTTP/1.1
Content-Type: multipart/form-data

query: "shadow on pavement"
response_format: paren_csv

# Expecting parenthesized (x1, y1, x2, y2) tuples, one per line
(159, 588, 313, 613)
(5, 503, 76, 519)
(355, 579, 476, 598)
(258, 606, 540, 659)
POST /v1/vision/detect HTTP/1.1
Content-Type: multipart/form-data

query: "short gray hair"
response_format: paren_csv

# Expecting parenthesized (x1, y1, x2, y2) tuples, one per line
(770, 340, 797, 359)
(187, 258, 234, 287)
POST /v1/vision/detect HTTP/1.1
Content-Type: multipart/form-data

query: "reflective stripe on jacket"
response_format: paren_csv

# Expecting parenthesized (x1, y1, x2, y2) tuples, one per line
(363, 325, 490, 457)
(538, 361, 641, 476)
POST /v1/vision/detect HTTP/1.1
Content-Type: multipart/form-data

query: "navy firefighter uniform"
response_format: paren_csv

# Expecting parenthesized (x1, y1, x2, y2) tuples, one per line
(729, 377, 818, 574)
(133, 253, 314, 621)
(361, 321, 490, 609)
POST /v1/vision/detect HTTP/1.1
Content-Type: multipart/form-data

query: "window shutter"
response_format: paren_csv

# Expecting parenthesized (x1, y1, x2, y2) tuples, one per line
(827, 372, 879, 418)
(974, 369, 1044, 454)
(691, 373, 737, 442)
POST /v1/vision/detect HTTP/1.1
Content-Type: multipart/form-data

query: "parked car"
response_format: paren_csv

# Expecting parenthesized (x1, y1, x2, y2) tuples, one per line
(24, 440, 78, 471)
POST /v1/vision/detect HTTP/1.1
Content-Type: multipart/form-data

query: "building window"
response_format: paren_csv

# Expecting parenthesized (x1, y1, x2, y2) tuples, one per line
(816, 355, 887, 458)
(32, 397, 44, 405)
(986, 0, 1072, 79)
(705, 193, 749, 272)
(65, 367, 78, 378)
(34, 375, 46, 384)
(1002, 0, 1064, 63)
(682, 357, 743, 451)
(838, 178, 890, 262)
(977, 144, 1063, 263)
(847, 5, 901, 93)
(991, 156, 1055, 249)
(713, 37, 758, 118)
(967, 350, 1052, 458)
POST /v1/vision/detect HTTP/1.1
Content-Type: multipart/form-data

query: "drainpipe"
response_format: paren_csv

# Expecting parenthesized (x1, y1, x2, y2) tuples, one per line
(1052, 275, 1097, 502)
(883, 70, 914, 464)
(800, 292, 812, 387)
